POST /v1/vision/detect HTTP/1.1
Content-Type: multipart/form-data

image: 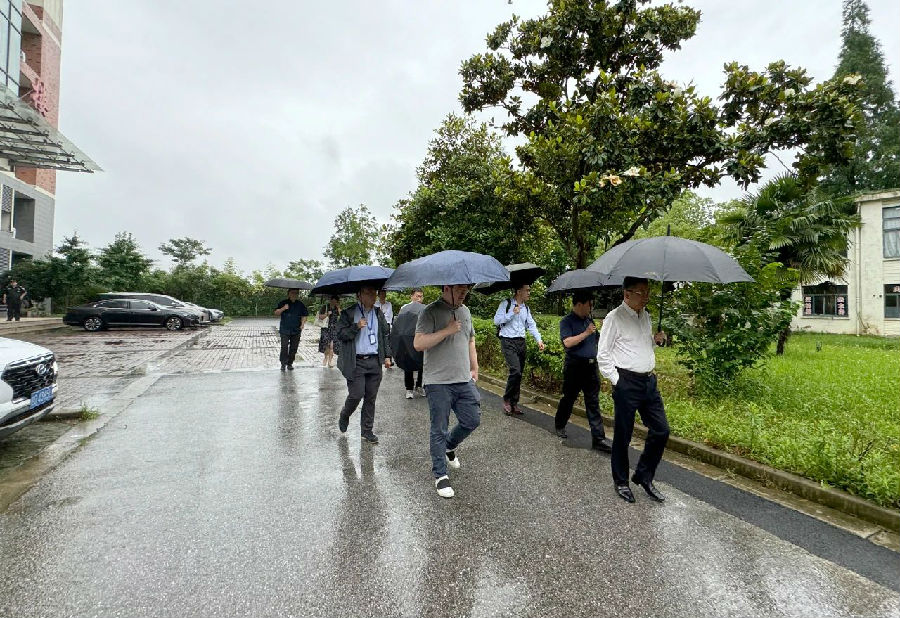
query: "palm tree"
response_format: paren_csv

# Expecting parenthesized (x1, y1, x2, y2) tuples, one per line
(721, 175, 861, 354)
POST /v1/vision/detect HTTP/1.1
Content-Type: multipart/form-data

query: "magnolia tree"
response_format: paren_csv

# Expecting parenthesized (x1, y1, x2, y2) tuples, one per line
(460, 0, 863, 267)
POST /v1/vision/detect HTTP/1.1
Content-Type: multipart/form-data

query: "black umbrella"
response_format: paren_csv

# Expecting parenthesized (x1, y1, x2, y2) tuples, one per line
(545, 269, 623, 295)
(472, 262, 547, 295)
(264, 277, 313, 290)
(309, 265, 394, 296)
(586, 231, 753, 332)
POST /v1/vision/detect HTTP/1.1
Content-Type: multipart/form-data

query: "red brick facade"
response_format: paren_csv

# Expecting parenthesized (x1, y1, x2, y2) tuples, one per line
(14, 2, 62, 196)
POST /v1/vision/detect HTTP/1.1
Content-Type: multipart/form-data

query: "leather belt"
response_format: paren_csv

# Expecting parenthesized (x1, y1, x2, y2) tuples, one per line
(616, 366, 654, 378)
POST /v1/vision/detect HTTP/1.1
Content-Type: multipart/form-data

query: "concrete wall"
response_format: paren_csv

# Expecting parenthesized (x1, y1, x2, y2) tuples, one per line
(0, 174, 55, 264)
(791, 190, 900, 337)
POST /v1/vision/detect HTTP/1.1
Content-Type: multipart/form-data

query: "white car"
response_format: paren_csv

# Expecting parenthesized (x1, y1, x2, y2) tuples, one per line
(0, 337, 58, 440)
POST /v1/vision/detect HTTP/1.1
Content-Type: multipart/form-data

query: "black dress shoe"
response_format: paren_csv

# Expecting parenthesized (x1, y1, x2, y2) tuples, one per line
(280, 365, 286, 372)
(592, 437, 613, 453)
(615, 484, 635, 503)
(511, 405, 525, 416)
(555, 428, 568, 439)
(361, 432, 379, 444)
(632, 475, 665, 502)
(338, 411, 349, 433)
(287, 364, 294, 371)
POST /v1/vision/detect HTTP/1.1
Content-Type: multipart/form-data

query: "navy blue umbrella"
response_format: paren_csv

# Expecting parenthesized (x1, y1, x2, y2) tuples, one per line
(264, 277, 313, 290)
(310, 265, 395, 296)
(384, 250, 509, 289)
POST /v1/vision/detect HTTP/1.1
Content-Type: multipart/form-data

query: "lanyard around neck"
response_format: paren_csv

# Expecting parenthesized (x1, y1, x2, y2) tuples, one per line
(358, 304, 375, 334)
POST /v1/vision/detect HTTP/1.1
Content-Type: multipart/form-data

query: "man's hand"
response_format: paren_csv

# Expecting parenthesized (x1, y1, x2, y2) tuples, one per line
(512, 304, 520, 314)
(538, 341, 545, 351)
(357, 317, 368, 329)
(654, 331, 668, 346)
(444, 318, 461, 335)
(470, 367, 479, 382)
(585, 322, 597, 335)
(384, 358, 392, 369)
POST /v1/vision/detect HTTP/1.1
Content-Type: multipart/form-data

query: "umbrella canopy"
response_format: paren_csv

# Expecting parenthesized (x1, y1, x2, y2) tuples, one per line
(384, 250, 509, 289)
(264, 277, 313, 290)
(546, 269, 624, 295)
(586, 236, 753, 283)
(473, 262, 547, 295)
(309, 265, 394, 296)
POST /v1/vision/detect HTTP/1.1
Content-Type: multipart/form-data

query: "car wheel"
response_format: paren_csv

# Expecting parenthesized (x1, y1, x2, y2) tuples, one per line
(83, 317, 104, 332)
(165, 316, 183, 331)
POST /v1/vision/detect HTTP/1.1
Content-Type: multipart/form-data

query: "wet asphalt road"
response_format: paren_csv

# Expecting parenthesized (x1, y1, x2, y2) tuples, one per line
(1, 364, 898, 618)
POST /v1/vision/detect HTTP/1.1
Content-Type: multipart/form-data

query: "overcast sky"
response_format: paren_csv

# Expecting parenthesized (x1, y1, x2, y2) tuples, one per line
(54, 0, 900, 274)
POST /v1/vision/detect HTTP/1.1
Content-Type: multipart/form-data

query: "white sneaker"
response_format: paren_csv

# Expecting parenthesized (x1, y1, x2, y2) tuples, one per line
(415, 386, 426, 397)
(405, 390, 414, 399)
(446, 449, 461, 469)
(435, 475, 454, 498)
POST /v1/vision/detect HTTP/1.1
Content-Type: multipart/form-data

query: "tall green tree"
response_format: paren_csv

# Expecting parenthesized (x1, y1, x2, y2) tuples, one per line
(324, 205, 380, 268)
(824, 0, 900, 194)
(284, 258, 325, 283)
(720, 174, 861, 353)
(158, 237, 212, 267)
(460, 0, 863, 267)
(51, 234, 100, 309)
(97, 232, 154, 291)
(388, 114, 531, 265)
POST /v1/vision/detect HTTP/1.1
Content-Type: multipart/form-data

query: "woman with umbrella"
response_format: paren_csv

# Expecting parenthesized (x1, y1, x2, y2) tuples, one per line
(316, 295, 342, 369)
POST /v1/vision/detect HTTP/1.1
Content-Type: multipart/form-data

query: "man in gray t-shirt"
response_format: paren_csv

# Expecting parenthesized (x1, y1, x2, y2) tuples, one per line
(414, 284, 481, 499)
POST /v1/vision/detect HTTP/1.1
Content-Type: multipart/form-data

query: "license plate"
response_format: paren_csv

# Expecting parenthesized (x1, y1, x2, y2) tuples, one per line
(30, 386, 53, 409)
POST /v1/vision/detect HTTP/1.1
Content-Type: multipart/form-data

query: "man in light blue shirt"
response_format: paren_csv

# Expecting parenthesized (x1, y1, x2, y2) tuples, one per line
(493, 284, 545, 415)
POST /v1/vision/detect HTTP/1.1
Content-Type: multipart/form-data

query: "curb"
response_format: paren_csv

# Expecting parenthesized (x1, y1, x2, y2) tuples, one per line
(479, 371, 899, 532)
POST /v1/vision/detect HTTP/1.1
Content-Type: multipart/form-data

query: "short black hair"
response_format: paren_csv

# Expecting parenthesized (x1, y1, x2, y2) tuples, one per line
(623, 276, 649, 291)
(572, 290, 593, 305)
(412, 288, 423, 294)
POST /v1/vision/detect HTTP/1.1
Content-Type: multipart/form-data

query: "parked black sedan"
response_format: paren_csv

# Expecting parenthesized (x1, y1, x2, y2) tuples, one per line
(63, 299, 200, 332)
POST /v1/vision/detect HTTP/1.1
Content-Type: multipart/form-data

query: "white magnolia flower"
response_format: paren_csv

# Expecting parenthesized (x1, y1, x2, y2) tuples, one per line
(842, 74, 862, 85)
(623, 166, 641, 177)
(672, 87, 683, 97)
(764, 117, 777, 127)
(608, 175, 623, 186)
(540, 36, 552, 49)
(784, 88, 796, 97)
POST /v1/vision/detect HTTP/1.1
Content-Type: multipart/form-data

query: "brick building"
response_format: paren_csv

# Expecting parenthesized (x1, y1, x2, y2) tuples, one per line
(0, 0, 98, 272)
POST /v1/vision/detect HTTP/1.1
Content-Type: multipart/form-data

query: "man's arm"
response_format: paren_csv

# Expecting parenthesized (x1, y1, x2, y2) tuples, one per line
(492, 301, 513, 327)
(414, 319, 458, 351)
(469, 335, 479, 381)
(19, 288, 26, 301)
(595, 316, 619, 386)
(562, 321, 596, 348)
(336, 309, 360, 342)
(525, 307, 544, 349)
(274, 301, 288, 316)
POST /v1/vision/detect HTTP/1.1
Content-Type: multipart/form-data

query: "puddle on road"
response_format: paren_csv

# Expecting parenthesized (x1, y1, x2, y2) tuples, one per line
(0, 420, 78, 474)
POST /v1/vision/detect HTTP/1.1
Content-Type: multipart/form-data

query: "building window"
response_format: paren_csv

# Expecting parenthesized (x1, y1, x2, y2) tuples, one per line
(802, 283, 849, 317)
(0, 0, 22, 93)
(886, 284, 900, 319)
(885, 206, 900, 258)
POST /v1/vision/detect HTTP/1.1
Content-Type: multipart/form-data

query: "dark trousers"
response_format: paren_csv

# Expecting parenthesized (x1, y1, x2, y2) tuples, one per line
(611, 370, 670, 486)
(279, 332, 300, 366)
(342, 356, 383, 434)
(555, 356, 607, 440)
(404, 370, 422, 390)
(501, 337, 527, 405)
(425, 382, 481, 478)
(6, 304, 21, 321)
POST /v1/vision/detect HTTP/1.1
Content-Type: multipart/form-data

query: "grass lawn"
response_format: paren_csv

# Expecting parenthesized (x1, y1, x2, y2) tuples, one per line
(479, 315, 899, 508)
(656, 333, 899, 509)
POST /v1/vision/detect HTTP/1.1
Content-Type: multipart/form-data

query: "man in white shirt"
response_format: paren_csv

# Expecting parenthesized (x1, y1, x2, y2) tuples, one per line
(493, 284, 545, 415)
(596, 277, 669, 503)
(375, 290, 394, 326)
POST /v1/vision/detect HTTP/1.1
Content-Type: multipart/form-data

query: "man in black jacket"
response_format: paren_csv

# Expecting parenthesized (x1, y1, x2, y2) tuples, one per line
(336, 285, 392, 444)
(2, 279, 27, 322)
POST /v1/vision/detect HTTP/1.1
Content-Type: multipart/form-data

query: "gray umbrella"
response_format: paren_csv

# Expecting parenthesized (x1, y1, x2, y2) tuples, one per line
(586, 234, 753, 332)
(473, 262, 547, 295)
(546, 269, 623, 294)
(264, 277, 313, 290)
(384, 250, 509, 289)
(586, 236, 753, 283)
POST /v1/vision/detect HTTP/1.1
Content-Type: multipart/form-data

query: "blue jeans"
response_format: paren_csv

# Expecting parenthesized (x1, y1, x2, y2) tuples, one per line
(425, 381, 481, 478)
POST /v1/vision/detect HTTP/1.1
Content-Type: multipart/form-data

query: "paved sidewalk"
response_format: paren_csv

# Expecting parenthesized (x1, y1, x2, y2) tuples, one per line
(1, 366, 897, 618)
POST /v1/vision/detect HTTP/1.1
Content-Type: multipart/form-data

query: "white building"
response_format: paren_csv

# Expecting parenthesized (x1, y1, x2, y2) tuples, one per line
(790, 190, 900, 337)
